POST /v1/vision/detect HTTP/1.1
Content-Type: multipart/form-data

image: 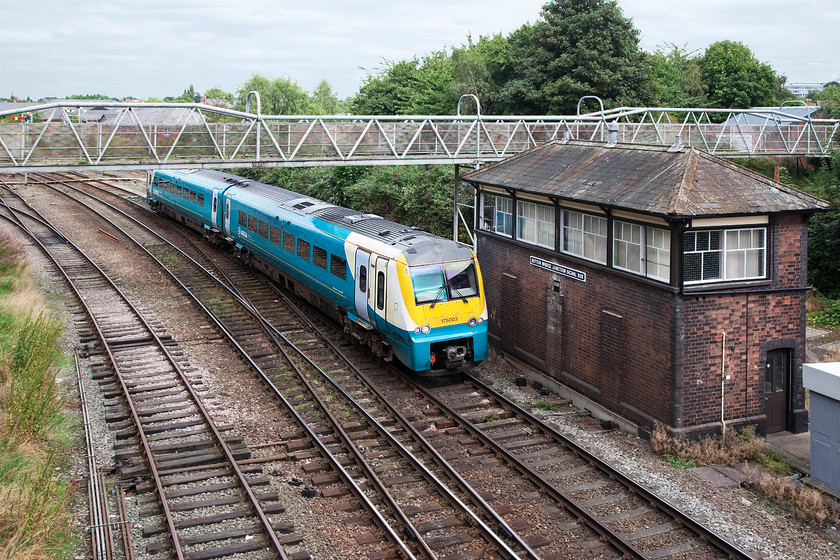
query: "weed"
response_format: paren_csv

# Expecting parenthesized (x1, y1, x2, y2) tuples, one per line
(664, 453, 696, 469)
(651, 424, 765, 467)
(747, 467, 840, 526)
(807, 298, 840, 329)
(484, 414, 501, 423)
(534, 399, 557, 412)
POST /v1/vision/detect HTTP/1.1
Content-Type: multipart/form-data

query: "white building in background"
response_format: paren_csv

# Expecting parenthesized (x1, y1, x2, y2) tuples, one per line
(787, 82, 825, 98)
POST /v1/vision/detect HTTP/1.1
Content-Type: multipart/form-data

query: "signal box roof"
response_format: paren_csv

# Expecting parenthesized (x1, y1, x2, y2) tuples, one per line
(462, 140, 829, 219)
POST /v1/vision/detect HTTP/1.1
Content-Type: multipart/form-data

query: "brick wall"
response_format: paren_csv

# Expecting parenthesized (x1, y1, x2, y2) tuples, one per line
(478, 233, 673, 427)
(478, 213, 810, 436)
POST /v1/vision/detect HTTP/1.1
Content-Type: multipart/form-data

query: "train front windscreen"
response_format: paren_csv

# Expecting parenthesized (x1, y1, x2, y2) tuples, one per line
(410, 260, 479, 306)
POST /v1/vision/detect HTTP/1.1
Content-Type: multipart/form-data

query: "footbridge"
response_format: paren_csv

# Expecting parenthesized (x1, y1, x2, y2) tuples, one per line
(1, 97, 837, 173)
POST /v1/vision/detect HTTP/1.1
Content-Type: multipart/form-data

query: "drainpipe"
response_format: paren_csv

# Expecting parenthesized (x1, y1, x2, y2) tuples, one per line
(720, 331, 726, 436)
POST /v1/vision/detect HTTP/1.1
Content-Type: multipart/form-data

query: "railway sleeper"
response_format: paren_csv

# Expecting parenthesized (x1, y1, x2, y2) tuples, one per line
(138, 490, 280, 516)
(142, 505, 291, 537)
(134, 464, 264, 493)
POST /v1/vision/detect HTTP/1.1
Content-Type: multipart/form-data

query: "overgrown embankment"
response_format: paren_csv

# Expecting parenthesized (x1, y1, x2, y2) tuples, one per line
(0, 230, 78, 559)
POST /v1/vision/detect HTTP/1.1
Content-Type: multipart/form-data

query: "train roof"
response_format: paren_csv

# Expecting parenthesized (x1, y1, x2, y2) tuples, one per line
(183, 169, 474, 266)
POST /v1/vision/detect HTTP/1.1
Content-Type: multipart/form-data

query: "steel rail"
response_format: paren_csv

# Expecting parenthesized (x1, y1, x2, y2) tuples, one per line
(0, 184, 289, 560)
(25, 173, 419, 559)
(49, 173, 529, 558)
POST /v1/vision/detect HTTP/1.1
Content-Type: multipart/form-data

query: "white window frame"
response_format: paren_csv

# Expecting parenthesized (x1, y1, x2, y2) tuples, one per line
(517, 200, 555, 249)
(683, 227, 766, 284)
(562, 210, 607, 264)
(613, 221, 671, 283)
(481, 193, 513, 237)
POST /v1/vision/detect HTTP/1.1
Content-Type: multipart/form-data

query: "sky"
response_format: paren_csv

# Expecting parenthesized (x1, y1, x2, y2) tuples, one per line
(1, 0, 838, 103)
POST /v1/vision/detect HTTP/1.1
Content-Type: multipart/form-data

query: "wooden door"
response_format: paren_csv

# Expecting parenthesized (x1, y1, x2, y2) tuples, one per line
(765, 349, 790, 433)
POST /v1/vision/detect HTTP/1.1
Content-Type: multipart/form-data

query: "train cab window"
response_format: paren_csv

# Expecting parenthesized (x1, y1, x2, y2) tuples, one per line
(258, 220, 268, 239)
(313, 246, 327, 269)
(270, 226, 282, 246)
(330, 255, 347, 280)
(190, 190, 196, 203)
(197, 193, 204, 207)
(238, 211, 247, 227)
(248, 215, 258, 233)
(376, 271, 385, 310)
(283, 232, 295, 253)
(359, 266, 367, 293)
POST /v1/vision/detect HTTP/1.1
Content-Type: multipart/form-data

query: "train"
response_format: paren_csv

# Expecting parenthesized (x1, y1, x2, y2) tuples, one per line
(146, 169, 488, 372)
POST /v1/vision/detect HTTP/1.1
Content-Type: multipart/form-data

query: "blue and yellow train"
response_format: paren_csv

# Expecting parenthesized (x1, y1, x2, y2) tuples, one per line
(146, 169, 488, 372)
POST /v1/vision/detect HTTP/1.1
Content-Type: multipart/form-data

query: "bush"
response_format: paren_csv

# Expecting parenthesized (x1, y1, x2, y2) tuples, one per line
(750, 469, 839, 525)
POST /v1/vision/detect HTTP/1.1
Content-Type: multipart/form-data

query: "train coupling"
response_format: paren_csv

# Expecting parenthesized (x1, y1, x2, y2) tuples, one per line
(443, 344, 467, 368)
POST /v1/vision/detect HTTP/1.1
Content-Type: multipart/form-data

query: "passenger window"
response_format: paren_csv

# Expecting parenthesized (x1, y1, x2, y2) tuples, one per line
(377, 271, 385, 310)
(297, 239, 310, 261)
(359, 266, 367, 293)
(177, 185, 182, 197)
(238, 211, 247, 227)
(259, 220, 268, 239)
(270, 226, 282, 246)
(190, 190, 196, 203)
(313, 246, 327, 269)
(211, 195, 216, 212)
(225, 201, 229, 219)
(330, 255, 347, 280)
(197, 193, 204, 207)
(248, 215, 258, 233)
(283, 232, 295, 253)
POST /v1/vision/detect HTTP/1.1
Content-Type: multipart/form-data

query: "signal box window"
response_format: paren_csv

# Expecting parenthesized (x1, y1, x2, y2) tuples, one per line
(683, 228, 765, 284)
(313, 246, 327, 269)
(562, 210, 607, 264)
(331, 255, 347, 280)
(481, 193, 513, 237)
(517, 200, 555, 249)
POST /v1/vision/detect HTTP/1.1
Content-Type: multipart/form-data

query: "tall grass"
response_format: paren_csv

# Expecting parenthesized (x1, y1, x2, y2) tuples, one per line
(0, 230, 78, 559)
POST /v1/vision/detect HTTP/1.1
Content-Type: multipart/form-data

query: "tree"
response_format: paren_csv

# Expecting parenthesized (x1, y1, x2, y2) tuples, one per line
(353, 52, 457, 115)
(236, 74, 313, 115)
(205, 87, 234, 105)
(512, 0, 654, 114)
(802, 151, 840, 297)
(817, 84, 840, 119)
(700, 40, 781, 108)
(649, 44, 707, 107)
(311, 80, 340, 114)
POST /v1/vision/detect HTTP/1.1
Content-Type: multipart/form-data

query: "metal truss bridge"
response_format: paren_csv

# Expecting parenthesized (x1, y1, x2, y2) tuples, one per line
(1, 99, 837, 173)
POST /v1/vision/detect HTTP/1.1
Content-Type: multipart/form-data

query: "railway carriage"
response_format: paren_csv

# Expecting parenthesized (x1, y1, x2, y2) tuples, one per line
(146, 169, 488, 372)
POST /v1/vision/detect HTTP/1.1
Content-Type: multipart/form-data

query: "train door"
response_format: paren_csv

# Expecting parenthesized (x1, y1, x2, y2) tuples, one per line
(371, 256, 389, 331)
(354, 248, 371, 323)
(211, 190, 219, 230)
(223, 198, 232, 237)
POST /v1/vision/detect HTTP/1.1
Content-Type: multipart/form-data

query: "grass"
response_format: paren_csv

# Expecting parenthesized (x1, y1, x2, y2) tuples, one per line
(0, 231, 79, 559)
(652, 424, 839, 527)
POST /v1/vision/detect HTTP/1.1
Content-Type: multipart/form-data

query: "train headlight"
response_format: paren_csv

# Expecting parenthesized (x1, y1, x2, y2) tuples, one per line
(420, 324, 431, 335)
(415, 327, 421, 334)
(468, 317, 477, 327)
(478, 318, 484, 324)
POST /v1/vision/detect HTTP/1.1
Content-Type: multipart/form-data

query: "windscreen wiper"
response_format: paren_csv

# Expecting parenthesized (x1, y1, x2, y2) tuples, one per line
(429, 285, 448, 308)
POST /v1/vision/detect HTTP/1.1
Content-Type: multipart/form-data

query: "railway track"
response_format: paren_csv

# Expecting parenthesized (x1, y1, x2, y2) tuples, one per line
(7, 173, 529, 558)
(3, 172, 756, 560)
(0, 182, 297, 560)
